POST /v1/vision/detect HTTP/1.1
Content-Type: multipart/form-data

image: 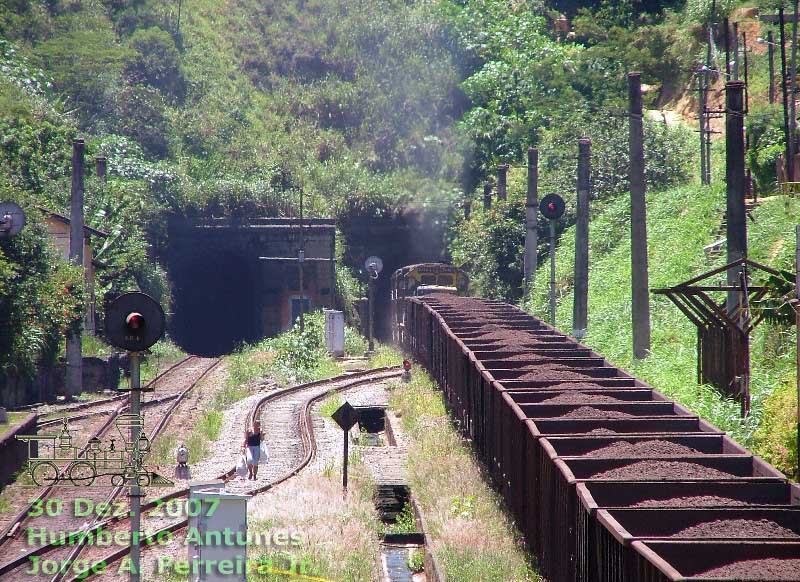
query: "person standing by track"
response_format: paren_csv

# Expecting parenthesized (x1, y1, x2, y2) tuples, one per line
(243, 420, 263, 480)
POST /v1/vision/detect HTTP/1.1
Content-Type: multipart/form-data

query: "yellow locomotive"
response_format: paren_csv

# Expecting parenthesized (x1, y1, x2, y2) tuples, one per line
(390, 263, 469, 344)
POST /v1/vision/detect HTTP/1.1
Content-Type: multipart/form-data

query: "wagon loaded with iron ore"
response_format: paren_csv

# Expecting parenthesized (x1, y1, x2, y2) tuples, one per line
(398, 293, 800, 582)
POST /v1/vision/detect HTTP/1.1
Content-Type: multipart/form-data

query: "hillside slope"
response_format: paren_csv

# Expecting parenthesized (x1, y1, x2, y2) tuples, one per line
(524, 182, 800, 476)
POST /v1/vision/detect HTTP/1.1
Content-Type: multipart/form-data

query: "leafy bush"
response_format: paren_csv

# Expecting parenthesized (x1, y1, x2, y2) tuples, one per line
(0, 192, 84, 379)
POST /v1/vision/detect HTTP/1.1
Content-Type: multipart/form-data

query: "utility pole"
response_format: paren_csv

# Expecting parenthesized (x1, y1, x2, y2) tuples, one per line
(795, 225, 799, 481)
(733, 21, 740, 80)
(698, 71, 708, 185)
(724, 17, 731, 78)
(792, 0, 800, 179)
(628, 73, 652, 359)
(769, 30, 776, 104)
(464, 197, 472, 219)
(726, 81, 748, 315)
(524, 148, 538, 295)
(573, 139, 590, 339)
(483, 182, 492, 211)
(781, 7, 793, 182)
(704, 0, 716, 184)
(298, 189, 305, 332)
(496, 164, 508, 201)
(66, 139, 85, 401)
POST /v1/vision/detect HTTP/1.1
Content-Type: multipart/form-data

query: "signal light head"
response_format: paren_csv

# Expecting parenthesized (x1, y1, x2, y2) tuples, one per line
(403, 359, 412, 371)
(126, 312, 145, 330)
(548, 202, 556, 211)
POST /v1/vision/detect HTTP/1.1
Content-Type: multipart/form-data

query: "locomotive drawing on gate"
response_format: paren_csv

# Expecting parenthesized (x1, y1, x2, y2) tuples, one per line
(390, 263, 469, 345)
(17, 415, 172, 487)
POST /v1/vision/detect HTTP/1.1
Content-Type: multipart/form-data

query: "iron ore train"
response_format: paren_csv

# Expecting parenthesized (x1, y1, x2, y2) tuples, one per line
(393, 283, 800, 582)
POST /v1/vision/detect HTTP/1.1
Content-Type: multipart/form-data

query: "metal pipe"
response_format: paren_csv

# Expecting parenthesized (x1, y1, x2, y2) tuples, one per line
(129, 353, 142, 582)
(549, 219, 556, 326)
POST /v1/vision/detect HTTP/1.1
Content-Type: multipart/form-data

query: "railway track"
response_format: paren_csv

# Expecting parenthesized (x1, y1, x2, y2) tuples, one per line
(35, 356, 196, 431)
(0, 366, 400, 582)
(0, 357, 221, 582)
(402, 294, 800, 582)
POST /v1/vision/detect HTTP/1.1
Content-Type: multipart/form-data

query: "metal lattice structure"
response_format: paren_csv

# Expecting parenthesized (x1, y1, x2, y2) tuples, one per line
(652, 258, 783, 416)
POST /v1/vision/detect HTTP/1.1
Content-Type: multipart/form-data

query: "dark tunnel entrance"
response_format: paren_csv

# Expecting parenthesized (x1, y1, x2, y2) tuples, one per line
(170, 251, 258, 356)
(341, 210, 449, 341)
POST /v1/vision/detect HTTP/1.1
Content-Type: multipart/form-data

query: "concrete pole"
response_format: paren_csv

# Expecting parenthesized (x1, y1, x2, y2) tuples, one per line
(95, 156, 107, 182)
(733, 21, 740, 80)
(726, 81, 747, 315)
(769, 30, 776, 104)
(496, 164, 508, 201)
(66, 139, 85, 401)
(698, 73, 708, 185)
(792, 0, 800, 177)
(724, 18, 731, 78)
(483, 182, 492, 211)
(628, 73, 652, 359)
(524, 148, 538, 295)
(464, 197, 472, 220)
(795, 225, 799, 480)
(781, 8, 793, 182)
(573, 139, 590, 339)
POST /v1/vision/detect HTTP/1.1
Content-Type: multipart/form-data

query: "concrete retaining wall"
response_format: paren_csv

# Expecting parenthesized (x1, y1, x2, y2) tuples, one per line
(0, 413, 37, 487)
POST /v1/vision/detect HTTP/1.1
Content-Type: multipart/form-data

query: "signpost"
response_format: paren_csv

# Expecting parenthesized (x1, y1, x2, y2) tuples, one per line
(331, 401, 359, 492)
(104, 292, 165, 582)
(364, 256, 383, 354)
(539, 194, 565, 326)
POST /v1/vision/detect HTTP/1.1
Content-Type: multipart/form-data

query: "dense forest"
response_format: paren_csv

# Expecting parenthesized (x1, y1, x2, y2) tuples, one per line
(1, 1, 798, 472)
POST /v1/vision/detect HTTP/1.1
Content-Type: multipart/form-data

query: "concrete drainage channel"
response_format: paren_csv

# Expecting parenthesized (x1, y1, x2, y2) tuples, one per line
(352, 404, 442, 582)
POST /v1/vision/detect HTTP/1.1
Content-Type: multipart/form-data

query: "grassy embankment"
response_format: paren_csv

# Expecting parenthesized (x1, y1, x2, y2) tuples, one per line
(376, 347, 539, 581)
(524, 181, 800, 477)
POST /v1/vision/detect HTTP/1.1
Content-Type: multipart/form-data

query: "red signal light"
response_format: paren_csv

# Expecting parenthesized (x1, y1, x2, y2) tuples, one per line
(126, 312, 145, 330)
(548, 202, 556, 211)
(403, 359, 412, 371)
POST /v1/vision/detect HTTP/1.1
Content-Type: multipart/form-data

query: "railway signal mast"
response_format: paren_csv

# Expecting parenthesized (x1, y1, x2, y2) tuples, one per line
(364, 255, 383, 354)
(104, 292, 166, 582)
(539, 194, 565, 326)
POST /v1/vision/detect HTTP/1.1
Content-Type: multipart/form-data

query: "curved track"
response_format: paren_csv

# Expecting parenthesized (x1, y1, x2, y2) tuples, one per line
(0, 357, 221, 582)
(0, 366, 400, 582)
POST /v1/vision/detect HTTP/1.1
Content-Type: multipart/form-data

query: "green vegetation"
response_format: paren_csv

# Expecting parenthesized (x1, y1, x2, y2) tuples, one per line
(247, 464, 381, 581)
(0, 412, 29, 437)
(523, 184, 800, 477)
(388, 357, 539, 581)
(407, 549, 425, 574)
(228, 311, 342, 387)
(383, 502, 418, 535)
(150, 409, 222, 465)
(318, 391, 343, 419)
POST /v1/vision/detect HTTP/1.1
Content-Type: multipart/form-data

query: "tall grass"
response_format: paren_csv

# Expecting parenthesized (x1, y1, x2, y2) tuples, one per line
(389, 363, 539, 581)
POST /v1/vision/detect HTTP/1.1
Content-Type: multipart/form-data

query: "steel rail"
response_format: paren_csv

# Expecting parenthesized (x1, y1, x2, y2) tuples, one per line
(0, 357, 218, 575)
(64, 366, 401, 581)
